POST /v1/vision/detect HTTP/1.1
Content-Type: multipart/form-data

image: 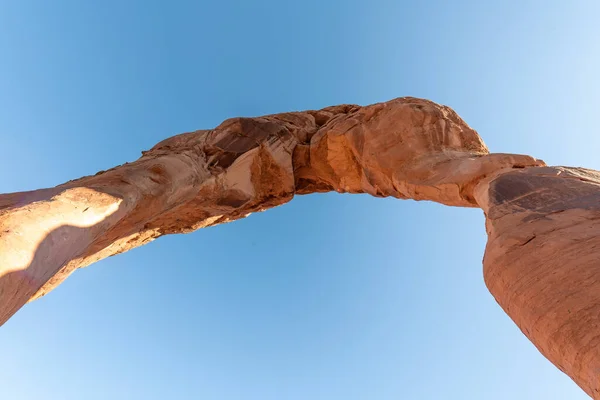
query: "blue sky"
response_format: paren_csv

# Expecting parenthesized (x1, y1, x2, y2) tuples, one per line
(1, 1, 598, 399)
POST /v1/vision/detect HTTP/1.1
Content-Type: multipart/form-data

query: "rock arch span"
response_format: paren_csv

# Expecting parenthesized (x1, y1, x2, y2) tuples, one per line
(1, 97, 599, 397)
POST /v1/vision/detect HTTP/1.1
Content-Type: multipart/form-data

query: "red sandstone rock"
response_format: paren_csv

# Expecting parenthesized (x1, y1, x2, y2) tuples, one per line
(475, 166, 600, 398)
(5, 96, 598, 397)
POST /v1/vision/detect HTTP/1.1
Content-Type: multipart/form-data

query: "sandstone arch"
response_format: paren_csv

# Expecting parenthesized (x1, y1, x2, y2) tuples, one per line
(1, 97, 599, 397)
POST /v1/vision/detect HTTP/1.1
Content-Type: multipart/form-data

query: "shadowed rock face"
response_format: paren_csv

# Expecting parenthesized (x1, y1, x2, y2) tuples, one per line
(0, 97, 597, 397)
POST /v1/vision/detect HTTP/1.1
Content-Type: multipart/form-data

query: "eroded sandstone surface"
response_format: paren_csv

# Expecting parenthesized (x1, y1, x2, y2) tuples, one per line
(1, 97, 598, 397)
(475, 166, 600, 397)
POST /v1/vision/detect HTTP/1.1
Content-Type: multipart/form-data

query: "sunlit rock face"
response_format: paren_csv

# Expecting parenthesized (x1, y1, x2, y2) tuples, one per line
(3, 97, 600, 398)
(475, 166, 600, 398)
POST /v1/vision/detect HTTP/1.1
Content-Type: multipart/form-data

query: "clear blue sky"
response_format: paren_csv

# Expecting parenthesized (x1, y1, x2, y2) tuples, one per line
(1, 1, 598, 399)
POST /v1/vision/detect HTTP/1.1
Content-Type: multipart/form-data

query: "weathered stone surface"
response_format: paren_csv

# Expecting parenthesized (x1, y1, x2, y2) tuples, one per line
(0, 97, 540, 316)
(475, 167, 600, 398)
(5, 96, 599, 397)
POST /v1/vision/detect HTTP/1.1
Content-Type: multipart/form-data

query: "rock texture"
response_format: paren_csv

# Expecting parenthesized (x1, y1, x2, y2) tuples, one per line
(0, 96, 597, 397)
(475, 167, 600, 398)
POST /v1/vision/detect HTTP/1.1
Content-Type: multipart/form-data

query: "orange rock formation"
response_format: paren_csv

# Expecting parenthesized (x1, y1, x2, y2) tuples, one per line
(1, 97, 597, 397)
